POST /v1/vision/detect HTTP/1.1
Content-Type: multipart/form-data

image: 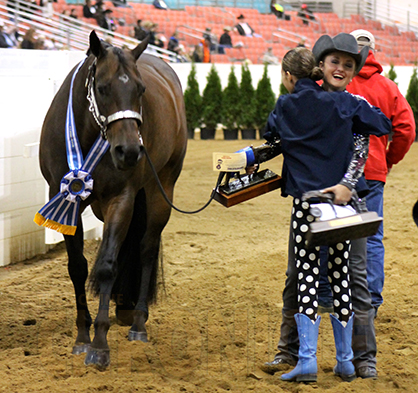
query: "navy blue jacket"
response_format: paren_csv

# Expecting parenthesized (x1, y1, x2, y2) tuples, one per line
(264, 78, 391, 198)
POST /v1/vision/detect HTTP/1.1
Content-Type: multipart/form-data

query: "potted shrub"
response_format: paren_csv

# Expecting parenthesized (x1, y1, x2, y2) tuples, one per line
(406, 65, 418, 141)
(201, 64, 223, 139)
(239, 63, 256, 139)
(387, 63, 398, 85)
(221, 66, 240, 140)
(183, 63, 202, 139)
(254, 64, 277, 139)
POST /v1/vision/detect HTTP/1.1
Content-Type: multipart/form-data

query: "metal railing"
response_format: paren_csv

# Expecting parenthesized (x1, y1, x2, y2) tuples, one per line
(359, 0, 418, 36)
(272, 28, 310, 48)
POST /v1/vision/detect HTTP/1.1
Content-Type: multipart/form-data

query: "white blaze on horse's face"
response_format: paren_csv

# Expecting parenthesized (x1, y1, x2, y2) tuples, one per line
(119, 74, 129, 84)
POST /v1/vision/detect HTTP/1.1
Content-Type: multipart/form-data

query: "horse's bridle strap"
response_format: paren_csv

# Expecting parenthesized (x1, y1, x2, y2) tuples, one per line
(105, 110, 143, 127)
(86, 58, 143, 141)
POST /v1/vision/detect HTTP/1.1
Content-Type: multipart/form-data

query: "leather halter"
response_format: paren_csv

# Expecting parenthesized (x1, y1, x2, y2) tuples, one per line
(85, 58, 143, 142)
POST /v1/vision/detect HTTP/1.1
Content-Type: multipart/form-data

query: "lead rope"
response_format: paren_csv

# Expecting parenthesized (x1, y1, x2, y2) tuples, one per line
(143, 147, 224, 214)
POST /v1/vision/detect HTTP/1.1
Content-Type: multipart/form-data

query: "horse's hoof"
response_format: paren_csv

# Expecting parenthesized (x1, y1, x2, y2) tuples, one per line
(128, 330, 148, 342)
(72, 343, 91, 355)
(84, 348, 110, 369)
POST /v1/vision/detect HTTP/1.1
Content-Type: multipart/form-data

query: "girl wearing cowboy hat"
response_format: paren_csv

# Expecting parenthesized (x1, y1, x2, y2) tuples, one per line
(252, 45, 391, 383)
(260, 33, 381, 381)
(313, 33, 369, 92)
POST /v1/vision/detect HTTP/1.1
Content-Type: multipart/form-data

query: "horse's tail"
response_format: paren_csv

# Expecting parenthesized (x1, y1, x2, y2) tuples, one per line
(111, 188, 160, 315)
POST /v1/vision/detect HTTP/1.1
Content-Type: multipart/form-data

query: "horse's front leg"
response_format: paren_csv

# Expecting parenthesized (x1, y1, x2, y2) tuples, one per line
(129, 180, 175, 342)
(84, 193, 134, 369)
(64, 221, 92, 355)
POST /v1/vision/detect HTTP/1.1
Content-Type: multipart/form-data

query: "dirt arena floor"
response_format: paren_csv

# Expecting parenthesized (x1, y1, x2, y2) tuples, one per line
(1, 134, 418, 393)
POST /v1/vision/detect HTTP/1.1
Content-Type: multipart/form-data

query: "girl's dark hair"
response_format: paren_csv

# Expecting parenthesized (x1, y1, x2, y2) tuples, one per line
(282, 47, 324, 81)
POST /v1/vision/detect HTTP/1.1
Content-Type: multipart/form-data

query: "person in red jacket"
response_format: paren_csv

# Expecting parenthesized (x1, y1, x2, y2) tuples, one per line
(346, 30, 416, 315)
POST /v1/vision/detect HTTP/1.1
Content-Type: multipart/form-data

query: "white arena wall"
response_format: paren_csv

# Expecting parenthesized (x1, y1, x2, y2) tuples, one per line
(0, 48, 415, 266)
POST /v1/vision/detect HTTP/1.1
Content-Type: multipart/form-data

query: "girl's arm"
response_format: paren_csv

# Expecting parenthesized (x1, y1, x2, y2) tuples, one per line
(339, 133, 369, 191)
(322, 133, 369, 204)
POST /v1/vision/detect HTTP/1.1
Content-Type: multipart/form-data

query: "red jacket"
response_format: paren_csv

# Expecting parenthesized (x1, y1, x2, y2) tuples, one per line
(346, 51, 416, 183)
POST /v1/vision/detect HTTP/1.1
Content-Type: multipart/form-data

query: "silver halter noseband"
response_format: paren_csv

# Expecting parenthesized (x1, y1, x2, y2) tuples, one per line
(85, 58, 143, 142)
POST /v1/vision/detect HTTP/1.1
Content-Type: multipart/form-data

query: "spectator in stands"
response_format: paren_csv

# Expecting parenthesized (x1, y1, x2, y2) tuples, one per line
(95, 0, 104, 12)
(270, 0, 284, 19)
(60, 9, 70, 23)
(20, 27, 36, 49)
(5, 25, 19, 47)
(202, 27, 216, 52)
(152, 0, 168, 10)
(0, 20, 14, 48)
(297, 3, 315, 26)
(343, 29, 416, 317)
(218, 26, 232, 54)
(35, 34, 48, 49)
(97, 9, 117, 31)
(235, 14, 255, 37)
(192, 44, 203, 62)
(262, 47, 279, 65)
(70, 8, 78, 20)
(134, 19, 147, 40)
(296, 38, 306, 47)
(83, 0, 96, 19)
(142, 21, 164, 48)
(167, 31, 181, 54)
(176, 44, 191, 62)
(112, 0, 127, 7)
(201, 36, 211, 63)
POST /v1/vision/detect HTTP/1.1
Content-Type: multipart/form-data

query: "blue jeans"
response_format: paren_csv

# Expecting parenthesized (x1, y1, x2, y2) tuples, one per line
(318, 180, 385, 310)
(364, 180, 385, 310)
(318, 246, 333, 308)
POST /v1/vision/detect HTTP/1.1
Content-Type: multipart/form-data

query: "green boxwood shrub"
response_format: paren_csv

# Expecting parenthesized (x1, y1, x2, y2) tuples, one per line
(201, 65, 223, 130)
(254, 65, 277, 133)
(406, 65, 418, 140)
(238, 63, 256, 130)
(183, 63, 202, 137)
(222, 66, 240, 130)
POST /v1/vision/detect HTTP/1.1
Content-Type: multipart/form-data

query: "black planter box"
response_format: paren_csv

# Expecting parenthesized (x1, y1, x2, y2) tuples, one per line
(200, 127, 216, 140)
(241, 128, 257, 139)
(223, 128, 238, 140)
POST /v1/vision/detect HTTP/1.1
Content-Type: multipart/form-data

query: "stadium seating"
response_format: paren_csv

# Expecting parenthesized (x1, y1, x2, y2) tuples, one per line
(52, 1, 418, 65)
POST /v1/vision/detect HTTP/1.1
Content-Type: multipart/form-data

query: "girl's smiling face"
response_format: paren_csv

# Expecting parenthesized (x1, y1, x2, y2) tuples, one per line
(319, 51, 356, 92)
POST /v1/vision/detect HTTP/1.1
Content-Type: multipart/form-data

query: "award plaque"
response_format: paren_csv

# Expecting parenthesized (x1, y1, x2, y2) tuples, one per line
(214, 169, 282, 208)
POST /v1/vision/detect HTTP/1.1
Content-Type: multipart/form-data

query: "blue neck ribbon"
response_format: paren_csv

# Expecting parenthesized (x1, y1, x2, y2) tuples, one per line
(34, 58, 110, 236)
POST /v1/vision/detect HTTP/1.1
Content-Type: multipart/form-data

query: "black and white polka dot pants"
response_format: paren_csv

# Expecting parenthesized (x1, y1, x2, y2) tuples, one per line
(292, 198, 353, 325)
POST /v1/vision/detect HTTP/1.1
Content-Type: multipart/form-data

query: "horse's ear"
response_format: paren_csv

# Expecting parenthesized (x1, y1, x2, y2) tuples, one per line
(89, 30, 105, 58)
(131, 35, 149, 61)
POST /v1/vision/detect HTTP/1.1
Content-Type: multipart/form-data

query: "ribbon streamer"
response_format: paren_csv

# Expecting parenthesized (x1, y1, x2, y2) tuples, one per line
(34, 58, 110, 236)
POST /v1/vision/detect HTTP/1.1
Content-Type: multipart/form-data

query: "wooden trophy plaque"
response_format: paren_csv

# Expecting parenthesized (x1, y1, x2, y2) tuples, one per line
(214, 169, 282, 208)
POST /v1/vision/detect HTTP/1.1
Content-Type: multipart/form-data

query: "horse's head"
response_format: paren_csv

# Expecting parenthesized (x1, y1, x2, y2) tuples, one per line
(88, 30, 149, 171)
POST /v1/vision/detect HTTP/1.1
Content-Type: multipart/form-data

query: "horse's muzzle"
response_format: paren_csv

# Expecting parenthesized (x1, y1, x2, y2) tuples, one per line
(113, 143, 144, 170)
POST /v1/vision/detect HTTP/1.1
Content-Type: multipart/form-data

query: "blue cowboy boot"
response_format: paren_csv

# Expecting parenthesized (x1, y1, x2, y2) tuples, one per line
(330, 313, 356, 382)
(281, 313, 321, 382)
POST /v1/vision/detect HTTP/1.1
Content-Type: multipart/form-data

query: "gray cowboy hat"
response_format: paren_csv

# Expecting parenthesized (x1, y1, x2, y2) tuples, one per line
(312, 33, 369, 74)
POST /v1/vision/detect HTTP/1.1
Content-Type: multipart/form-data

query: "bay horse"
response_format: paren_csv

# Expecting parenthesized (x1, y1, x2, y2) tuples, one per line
(37, 31, 187, 368)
